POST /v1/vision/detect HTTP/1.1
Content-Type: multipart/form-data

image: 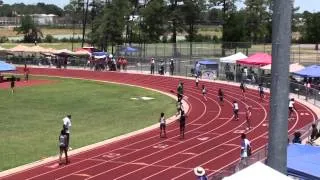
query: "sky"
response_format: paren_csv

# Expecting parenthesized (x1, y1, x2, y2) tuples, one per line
(4, 0, 320, 13)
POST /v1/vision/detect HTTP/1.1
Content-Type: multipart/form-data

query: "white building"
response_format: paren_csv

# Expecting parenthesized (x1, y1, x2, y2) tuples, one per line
(30, 14, 57, 25)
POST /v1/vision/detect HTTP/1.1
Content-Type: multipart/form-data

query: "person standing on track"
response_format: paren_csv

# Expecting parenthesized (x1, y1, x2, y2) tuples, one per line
(159, 112, 166, 138)
(177, 81, 184, 101)
(195, 76, 199, 88)
(258, 83, 265, 100)
(218, 88, 224, 105)
(62, 115, 72, 150)
(239, 133, 251, 170)
(233, 101, 239, 120)
(58, 129, 69, 165)
(288, 98, 296, 120)
(245, 106, 252, 130)
(202, 84, 207, 101)
(240, 81, 246, 100)
(179, 110, 187, 139)
(176, 99, 183, 116)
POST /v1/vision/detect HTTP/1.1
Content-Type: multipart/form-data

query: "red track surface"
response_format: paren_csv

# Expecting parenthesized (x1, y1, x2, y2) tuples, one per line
(1, 68, 317, 180)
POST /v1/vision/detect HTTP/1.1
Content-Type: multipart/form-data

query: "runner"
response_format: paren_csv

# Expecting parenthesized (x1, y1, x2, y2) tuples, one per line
(240, 82, 246, 100)
(177, 81, 184, 101)
(218, 88, 224, 105)
(179, 110, 187, 139)
(58, 129, 69, 165)
(245, 106, 252, 130)
(288, 98, 296, 120)
(176, 99, 183, 116)
(258, 83, 265, 100)
(202, 84, 207, 101)
(233, 101, 239, 120)
(195, 76, 199, 88)
(239, 133, 251, 170)
(159, 112, 166, 138)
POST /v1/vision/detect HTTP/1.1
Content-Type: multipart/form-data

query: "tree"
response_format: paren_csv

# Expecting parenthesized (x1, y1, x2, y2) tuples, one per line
(301, 12, 320, 50)
(244, 0, 269, 43)
(91, 0, 130, 52)
(140, 0, 167, 43)
(182, 0, 205, 57)
(14, 15, 43, 43)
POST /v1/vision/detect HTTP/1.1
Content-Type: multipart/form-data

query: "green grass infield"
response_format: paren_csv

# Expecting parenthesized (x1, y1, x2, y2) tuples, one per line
(0, 76, 176, 171)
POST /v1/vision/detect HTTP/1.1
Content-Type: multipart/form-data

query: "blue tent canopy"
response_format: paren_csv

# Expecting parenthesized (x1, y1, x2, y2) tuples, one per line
(92, 52, 108, 59)
(287, 144, 320, 179)
(0, 60, 16, 72)
(120, 46, 139, 53)
(198, 59, 218, 65)
(292, 65, 320, 78)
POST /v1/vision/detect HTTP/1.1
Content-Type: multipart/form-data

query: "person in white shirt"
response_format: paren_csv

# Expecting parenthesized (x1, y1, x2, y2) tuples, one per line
(288, 98, 295, 119)
(195, 76, 199, 88)
(233, 101, 239, 120)
(62, 115, 72, 148)
(240, 133, 251, 169)
(150, 58, 155, 74)
(159, 112, 166, 138)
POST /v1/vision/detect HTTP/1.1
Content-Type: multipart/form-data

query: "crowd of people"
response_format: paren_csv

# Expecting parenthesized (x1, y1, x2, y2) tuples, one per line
(86, 56, 128, 72)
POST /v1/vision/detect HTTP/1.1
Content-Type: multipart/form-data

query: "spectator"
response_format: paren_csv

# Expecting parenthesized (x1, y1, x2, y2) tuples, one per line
(150, 58, 155, 74)
(10, 75, 15, 94)
(310, 124, 319, 142)
(292, 131, 302, 144)
(169, 58, 174, 75)
(194, 166, 208, 180)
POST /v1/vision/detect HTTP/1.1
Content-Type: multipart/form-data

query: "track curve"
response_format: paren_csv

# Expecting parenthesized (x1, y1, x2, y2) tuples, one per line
(1, 68, 317, 180)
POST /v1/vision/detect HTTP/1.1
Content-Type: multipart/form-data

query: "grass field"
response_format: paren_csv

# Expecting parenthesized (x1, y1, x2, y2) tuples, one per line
(0, 76, 176, 171)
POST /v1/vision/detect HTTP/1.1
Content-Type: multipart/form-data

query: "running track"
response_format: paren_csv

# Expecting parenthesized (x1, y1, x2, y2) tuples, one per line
(1, 68, 317, 180)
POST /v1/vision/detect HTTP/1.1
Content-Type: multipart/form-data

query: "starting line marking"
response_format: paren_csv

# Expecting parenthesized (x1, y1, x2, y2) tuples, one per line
(73, 173, 91, 177)
(153, 144, 169, 149)
(46, 163, 59, 169)
(102, 153, 121, 159)
(197, 137, 209, 141)
(234, 130, 245, 134)
(300, 112, 310, 116)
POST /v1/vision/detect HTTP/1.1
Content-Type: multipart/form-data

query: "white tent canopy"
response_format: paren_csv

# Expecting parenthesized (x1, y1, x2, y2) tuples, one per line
(223, 162, 292, 180)
(220, 52, 248, 64)
(260, 63, 305, 73)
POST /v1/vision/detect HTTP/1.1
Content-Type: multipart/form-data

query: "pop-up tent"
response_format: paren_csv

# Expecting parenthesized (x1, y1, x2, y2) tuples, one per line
(220, 52, 248, 64)
(0, 60, 16, 72)
(223, 162, 292, 180)
(260, 63, 305, 73)
(237, 53, 272, 66)
(92, 52, 108, 59)
(287, 144, 320, 179)
(292, 65, 320, 78)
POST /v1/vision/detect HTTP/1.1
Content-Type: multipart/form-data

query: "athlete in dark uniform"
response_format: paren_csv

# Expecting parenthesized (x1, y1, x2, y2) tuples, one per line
(179, 111, 186, 139)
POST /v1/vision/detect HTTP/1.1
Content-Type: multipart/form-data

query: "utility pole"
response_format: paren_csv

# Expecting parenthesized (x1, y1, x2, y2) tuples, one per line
(267, 0, 292, 174)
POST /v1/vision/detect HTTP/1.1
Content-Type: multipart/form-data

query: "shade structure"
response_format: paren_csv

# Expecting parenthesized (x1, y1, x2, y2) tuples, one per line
(260, 63, 305, 73)
(223, 162, 291, 180)
(236, 53, 272, 66)
(198, 59, 218, 65)
(74, 49, 91, 56)
(53, 49, 75, 57)
(0, 60, 16, 72)
(9, 45, 29, 52)
(292, 65, 320, 78)
(92, 52, 107, 59)
(28, 45, 50, 53)
(0, 46, 6, 51)
(120, 46, 139, 53)
(220, 52, 248, 64)
(287, 144, 320, 179)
